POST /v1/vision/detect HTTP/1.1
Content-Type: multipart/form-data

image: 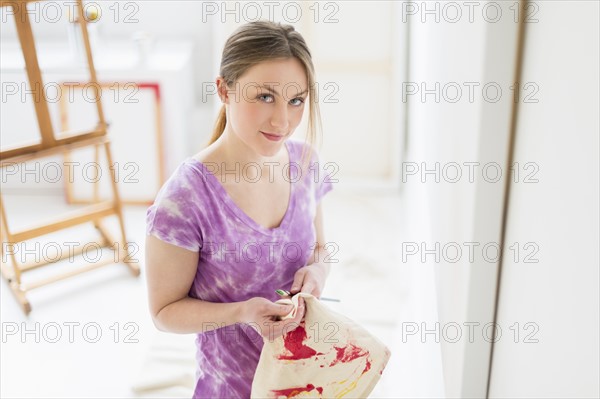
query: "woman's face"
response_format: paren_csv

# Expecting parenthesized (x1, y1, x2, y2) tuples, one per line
(220, 57, 308, 157)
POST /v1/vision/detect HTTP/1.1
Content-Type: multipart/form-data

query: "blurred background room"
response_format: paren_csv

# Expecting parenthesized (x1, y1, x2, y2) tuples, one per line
(0, 1, 598, 398)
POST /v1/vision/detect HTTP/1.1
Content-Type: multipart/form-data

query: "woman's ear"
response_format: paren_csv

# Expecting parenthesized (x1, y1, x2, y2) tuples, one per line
(216, 77, 229, 104)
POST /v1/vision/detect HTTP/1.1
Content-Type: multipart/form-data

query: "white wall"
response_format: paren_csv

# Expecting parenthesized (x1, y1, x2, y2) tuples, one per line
(489, 1, 600, 397)
(405, 1, 520, 397)
(407, 0, 599, 396)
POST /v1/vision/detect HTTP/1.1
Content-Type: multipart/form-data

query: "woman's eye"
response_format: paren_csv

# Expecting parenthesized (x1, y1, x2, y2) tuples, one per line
(258, 94, 274, 103)
(290, 97, 305, 106)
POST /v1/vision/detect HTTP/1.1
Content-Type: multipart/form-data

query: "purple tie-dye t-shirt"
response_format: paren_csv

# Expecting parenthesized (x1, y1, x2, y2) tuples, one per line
(145, 139, 333, 398)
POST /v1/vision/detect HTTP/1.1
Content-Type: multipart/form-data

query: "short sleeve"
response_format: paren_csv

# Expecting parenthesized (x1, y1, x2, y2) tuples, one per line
(146, 164, 203, 252)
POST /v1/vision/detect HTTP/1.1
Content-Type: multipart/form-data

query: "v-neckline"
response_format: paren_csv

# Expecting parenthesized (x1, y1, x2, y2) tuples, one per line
(188, 140, 295, 235)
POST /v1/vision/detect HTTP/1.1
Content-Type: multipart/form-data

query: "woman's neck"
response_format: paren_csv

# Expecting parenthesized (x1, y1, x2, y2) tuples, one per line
(214, 127, 288, 171)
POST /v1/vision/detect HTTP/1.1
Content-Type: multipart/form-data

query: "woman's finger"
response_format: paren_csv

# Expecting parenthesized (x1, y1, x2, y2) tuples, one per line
(271, 303, 294, 317)
(300, 281, 315, 295)
(292, 297, 305, 322)
(290, 271, 306, 293)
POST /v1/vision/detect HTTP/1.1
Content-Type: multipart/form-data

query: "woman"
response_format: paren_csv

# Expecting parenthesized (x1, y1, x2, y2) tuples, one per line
(145, 20, 334, 398)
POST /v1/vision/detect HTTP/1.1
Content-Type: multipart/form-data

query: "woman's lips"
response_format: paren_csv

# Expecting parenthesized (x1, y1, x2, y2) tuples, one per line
(261, 131, 284, 141)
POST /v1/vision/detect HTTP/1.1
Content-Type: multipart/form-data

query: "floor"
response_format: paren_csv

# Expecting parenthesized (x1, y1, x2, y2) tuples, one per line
(0, 189, 444, 398)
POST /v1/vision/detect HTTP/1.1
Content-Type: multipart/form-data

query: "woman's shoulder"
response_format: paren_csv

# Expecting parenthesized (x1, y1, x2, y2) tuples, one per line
(190, 144, 219, 165)
(152, 153, 216, 207)
(286, 138, 319, 164)
(286, 137, 312, 151)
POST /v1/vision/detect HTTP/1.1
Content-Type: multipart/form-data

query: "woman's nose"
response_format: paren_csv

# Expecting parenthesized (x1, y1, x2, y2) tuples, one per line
(270, 103, 289, 131)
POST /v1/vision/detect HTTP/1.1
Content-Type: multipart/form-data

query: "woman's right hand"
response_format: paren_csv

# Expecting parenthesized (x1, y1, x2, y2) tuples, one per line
(239, 296, 305, 342)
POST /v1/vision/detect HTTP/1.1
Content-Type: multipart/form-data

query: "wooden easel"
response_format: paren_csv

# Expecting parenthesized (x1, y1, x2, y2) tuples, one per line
(0, 0, 140, 314)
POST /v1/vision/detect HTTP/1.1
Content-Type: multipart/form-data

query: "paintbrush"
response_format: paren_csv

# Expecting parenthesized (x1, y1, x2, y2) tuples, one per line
(275, 289, 341, 302)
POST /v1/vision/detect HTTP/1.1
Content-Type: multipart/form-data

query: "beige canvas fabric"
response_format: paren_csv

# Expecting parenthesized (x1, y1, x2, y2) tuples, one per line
(251, 293, 391, 398)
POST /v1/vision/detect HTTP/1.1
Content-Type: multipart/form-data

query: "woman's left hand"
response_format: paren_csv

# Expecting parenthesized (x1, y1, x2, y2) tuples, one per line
(289, 263, 329, 298)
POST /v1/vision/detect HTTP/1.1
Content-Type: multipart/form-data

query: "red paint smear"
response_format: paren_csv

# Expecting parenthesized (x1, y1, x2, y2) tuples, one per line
(271, 384, 322, 398)
(362, 358, 372, 375)
(329, 343, 370, 367)
(278, 325, 323, 360)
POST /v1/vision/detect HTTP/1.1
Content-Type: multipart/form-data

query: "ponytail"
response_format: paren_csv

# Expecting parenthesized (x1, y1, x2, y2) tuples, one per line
(208, 104, 227, 146)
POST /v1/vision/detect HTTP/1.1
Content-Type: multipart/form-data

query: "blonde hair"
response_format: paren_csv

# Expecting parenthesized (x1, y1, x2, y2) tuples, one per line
(208, 20, 321, 166)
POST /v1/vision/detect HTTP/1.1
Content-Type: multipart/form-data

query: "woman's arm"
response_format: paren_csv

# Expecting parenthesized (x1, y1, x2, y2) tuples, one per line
(145, 235, 304, 337)
(310, 203, 332, 277)
(290, 204, 332, 297)
(145, 235, 242, 334)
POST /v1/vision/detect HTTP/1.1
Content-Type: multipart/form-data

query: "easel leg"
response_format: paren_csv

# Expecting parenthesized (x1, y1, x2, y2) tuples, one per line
(103, 141, 140, 276)
(0, 195, 31, 314)
(91, 144, 111, 247)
